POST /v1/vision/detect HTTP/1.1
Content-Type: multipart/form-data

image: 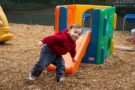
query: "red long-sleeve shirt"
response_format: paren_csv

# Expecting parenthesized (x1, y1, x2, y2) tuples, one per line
(41, 30, 76, 58)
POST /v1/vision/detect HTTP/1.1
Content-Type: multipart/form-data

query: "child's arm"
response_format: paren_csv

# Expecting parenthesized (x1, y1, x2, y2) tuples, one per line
(41, 32, 64, 45)
(69, 46, 77, 62)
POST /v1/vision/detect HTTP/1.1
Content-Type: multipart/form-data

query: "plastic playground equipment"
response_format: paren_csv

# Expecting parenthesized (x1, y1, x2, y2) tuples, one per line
(0, 6, 13, 43)
(47, 5, 117, 74)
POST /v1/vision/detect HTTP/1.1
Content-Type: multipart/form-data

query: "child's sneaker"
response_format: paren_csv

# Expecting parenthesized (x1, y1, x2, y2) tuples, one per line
(28, 73, 37, 81)
(56, 75, 65, 82)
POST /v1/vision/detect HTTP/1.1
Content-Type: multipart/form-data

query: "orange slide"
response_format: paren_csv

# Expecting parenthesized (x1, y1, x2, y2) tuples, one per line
(47, 31, 91, 74)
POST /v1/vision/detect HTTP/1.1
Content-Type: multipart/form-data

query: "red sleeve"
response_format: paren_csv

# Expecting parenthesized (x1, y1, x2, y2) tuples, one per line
(41, 32, 64, 45)
(69, 45, 76, 58)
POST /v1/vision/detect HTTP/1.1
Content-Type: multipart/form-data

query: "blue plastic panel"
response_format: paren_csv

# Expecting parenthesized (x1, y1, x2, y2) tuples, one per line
(59, 6, 67, 31)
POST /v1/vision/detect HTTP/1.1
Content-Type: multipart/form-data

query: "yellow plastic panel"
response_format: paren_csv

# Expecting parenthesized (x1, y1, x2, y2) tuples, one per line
(113, 13, 117, 30)
(74, 5, 110, 25)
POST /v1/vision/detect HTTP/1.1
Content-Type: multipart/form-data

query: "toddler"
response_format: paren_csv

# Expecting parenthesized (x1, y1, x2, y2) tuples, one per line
(29, 23, 82, 82)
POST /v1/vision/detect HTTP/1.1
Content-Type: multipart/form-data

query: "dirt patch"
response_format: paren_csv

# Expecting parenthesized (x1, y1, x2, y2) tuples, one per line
(0, 23, 135, 90)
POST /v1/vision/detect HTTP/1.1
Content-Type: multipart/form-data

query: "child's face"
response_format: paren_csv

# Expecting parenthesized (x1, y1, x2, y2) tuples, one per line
(69, 28, 82, 41)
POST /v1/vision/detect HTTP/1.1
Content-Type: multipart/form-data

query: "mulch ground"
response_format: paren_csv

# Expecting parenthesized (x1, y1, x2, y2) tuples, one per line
(0, 23, 135, 90)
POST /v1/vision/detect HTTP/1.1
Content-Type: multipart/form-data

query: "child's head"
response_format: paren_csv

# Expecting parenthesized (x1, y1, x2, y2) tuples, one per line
(69, 23, 82, 41)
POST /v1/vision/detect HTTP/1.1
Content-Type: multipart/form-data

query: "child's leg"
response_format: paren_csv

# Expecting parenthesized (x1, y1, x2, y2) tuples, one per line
(53, 55, 65, 76)
(31, 45, 55, 77)
(53, 55, 65, 82)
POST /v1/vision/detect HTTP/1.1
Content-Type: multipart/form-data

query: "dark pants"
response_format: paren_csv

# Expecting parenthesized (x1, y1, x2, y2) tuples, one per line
(31, 44, 65, 77)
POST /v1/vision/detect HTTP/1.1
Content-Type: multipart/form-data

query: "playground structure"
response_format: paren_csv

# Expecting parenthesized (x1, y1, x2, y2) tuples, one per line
(0, 6, 13, 43)
(47, 5, 117, 74)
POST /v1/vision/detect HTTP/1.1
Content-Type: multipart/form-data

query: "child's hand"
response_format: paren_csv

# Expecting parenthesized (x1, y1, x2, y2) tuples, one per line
(37, 41, 43, 47)
(73, 57, 77, 62)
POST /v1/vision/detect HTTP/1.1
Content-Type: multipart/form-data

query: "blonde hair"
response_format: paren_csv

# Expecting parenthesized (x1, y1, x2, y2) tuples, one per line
(70, 23, 82, 29)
